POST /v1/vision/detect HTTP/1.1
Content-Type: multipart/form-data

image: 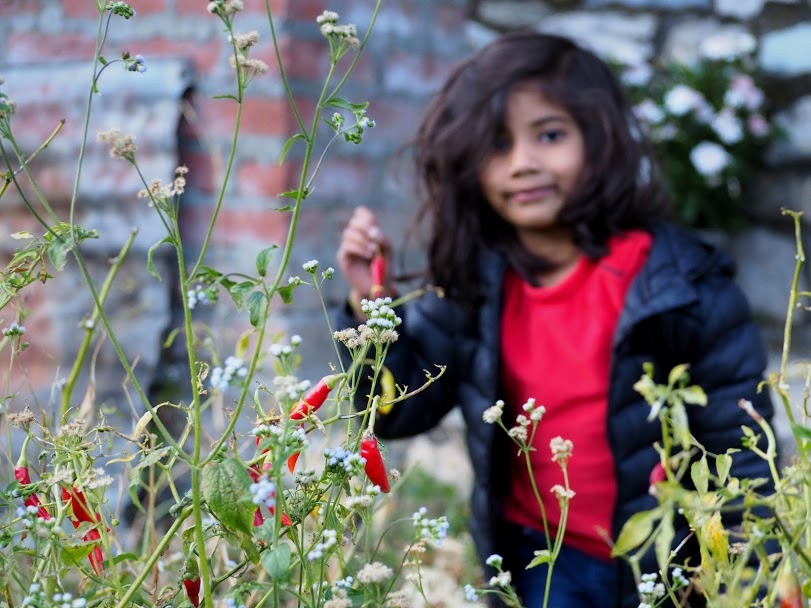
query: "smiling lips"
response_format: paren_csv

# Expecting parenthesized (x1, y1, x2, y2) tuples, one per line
(508, 185, 555, 203)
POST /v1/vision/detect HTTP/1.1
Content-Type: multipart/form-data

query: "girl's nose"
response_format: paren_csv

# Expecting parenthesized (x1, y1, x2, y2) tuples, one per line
(508, 138, 539, 175)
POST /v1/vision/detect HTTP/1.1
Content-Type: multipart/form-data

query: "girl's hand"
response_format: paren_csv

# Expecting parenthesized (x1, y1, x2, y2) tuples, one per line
(337, 206, 393, 318)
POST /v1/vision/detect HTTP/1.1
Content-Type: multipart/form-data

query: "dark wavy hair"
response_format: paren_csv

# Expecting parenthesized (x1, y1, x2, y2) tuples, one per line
(410, 30, 671, 301)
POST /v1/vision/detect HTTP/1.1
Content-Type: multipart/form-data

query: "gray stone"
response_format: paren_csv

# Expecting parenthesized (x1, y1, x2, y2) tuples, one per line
(728, 226, 807, 322)
(760, 24, 811, 77)
(715, 0, 765, 20)
(768, 96, 811, 164)
(532, 11, 658, 63)
(476, 1, 553, 28)
(586, 0, 709, 8)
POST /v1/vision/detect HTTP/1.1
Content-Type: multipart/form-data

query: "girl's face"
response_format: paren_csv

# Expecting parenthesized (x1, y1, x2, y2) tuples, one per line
(478, 82, 585, 254)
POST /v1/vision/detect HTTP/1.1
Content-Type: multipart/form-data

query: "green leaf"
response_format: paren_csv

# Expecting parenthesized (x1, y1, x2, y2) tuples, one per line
(667, 363, 690, 387)
(262, 544, 292, 582)
(326, 97, 369, 113)
(46, 238, 70, 271)
(278, 189, 308, 200)
(654, 510, 675, 569)
(147, 237, 173, 280)
(202, 458, 255, 536)
(163, 326, 181, 348)
(670, 402, 691, 450)
(228, 281, 256, 309)
(212, 94, 239, 101)
(715, 453, 732, 485)
(98, 56, 108, 65)
(279, 133, 307, 165)
(246, 291, 266, 327)
(256, 245, 277, 277)
(691, 456, 710, 496)
(272, 205, 295, 212)
(680, 385, 707, 406)
(277, 283, 297, 304)
(525, 549, 552, 569)
(611, 507, 662, 557)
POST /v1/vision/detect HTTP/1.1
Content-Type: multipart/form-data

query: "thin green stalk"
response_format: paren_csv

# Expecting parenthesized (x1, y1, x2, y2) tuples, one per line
(69, 246, 188, 459)
(68, 11, 108, 233)
(1, 137, 62, 230)
(112, 507, 192, 608)
(0, 118, 65, 202)
(188, 96, 243, 278)
(60, 228, 137, 418)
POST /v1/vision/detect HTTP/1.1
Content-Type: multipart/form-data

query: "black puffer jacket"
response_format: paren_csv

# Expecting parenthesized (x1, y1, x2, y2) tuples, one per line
(333, 223, 774, 607)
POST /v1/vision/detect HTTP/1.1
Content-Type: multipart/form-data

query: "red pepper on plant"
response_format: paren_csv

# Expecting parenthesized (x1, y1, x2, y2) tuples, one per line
(183, 556, 201, 607)
(61, 486, 105, 574)
(14, 466, 51, 521)
(289, 373, 346, 420)
(360, 432, 390, 493)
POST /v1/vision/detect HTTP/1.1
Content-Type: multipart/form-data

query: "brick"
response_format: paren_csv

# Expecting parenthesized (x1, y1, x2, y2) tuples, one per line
(6, 32, 97, 63)
(178, 147, 218, 194)
(198, 96, 293, 138)
(61, 0, 100, 18)
(237, 161, 294, 198)
(365, 97, 425, 141)
(307, 155, 373, 201)
(175, 0, 287, 16)
(183, 206, 292, 245)
(0, 0, 42, 16)
(130, 37, 221, 76)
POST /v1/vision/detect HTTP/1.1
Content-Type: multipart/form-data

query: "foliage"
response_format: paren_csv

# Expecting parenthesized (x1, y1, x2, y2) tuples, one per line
(611, 211, 811, 608)
(616, 30, 783, 232)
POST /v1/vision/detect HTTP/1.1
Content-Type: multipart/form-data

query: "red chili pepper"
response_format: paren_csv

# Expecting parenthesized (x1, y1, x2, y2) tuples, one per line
(289, 373, 346, 420)
(61, 486, 104, 573)
(369, 252, 386, 299)
(62, 486, 98, 524)
(14, 466, 51, 520)
(360, 432, 390, 493)
(648, 461, 667, 496)
(269, 505, 293, 527)
(287, 451, 300, 473)
(183, 577, 201, 607)
(777, 570, 803, 608)
(84, 528, 104, 575)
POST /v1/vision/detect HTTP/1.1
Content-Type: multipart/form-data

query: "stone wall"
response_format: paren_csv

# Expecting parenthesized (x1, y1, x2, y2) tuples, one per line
(1, 0, 809, 451)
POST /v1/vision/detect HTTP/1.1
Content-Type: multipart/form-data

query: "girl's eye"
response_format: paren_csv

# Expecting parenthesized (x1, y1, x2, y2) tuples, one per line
(539, 129, 564, 142)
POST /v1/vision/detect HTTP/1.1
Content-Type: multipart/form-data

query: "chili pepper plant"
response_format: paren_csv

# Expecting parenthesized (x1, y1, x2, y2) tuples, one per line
(0, 3, 460, 607)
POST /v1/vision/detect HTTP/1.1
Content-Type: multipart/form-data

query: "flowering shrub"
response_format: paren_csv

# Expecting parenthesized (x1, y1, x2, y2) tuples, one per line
(617, 30, 781, 232)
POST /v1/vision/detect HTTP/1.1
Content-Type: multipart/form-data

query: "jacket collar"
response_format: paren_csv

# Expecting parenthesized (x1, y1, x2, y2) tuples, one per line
(615, 223, 735, 344)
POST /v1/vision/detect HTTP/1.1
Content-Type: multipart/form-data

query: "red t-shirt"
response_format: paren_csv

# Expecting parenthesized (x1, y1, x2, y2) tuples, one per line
(500, 231, 652, 560)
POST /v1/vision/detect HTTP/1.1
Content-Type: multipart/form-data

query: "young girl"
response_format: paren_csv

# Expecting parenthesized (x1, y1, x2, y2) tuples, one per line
(335, 31, 773, 608)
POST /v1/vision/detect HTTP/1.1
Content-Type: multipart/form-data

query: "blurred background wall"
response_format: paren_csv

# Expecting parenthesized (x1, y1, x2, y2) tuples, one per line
(1, 0, 810, 461)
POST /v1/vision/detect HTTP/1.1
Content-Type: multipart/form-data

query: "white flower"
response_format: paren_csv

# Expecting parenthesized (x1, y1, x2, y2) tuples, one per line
(464, 584, 480, 601)
(482, 400, 504, 424)
(747, 113, 770, 138)
(485, 554, 503, 568)
(690, 141, 731, 177)
(488, 570, 512, 588)
(663, 85, 704, 116)
(711, 108, 744, 145)
(356, 561, 393, 583)
(724, 74, 764, 111)
(633, 99, 665, 125)
(700, 31, 756, 61)
(621, 63, 653, 87)
(549, 436, 574, 463)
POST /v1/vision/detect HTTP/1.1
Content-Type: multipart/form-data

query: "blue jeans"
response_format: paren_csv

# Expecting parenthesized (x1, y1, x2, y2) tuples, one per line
(505, 525, 617, 608)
